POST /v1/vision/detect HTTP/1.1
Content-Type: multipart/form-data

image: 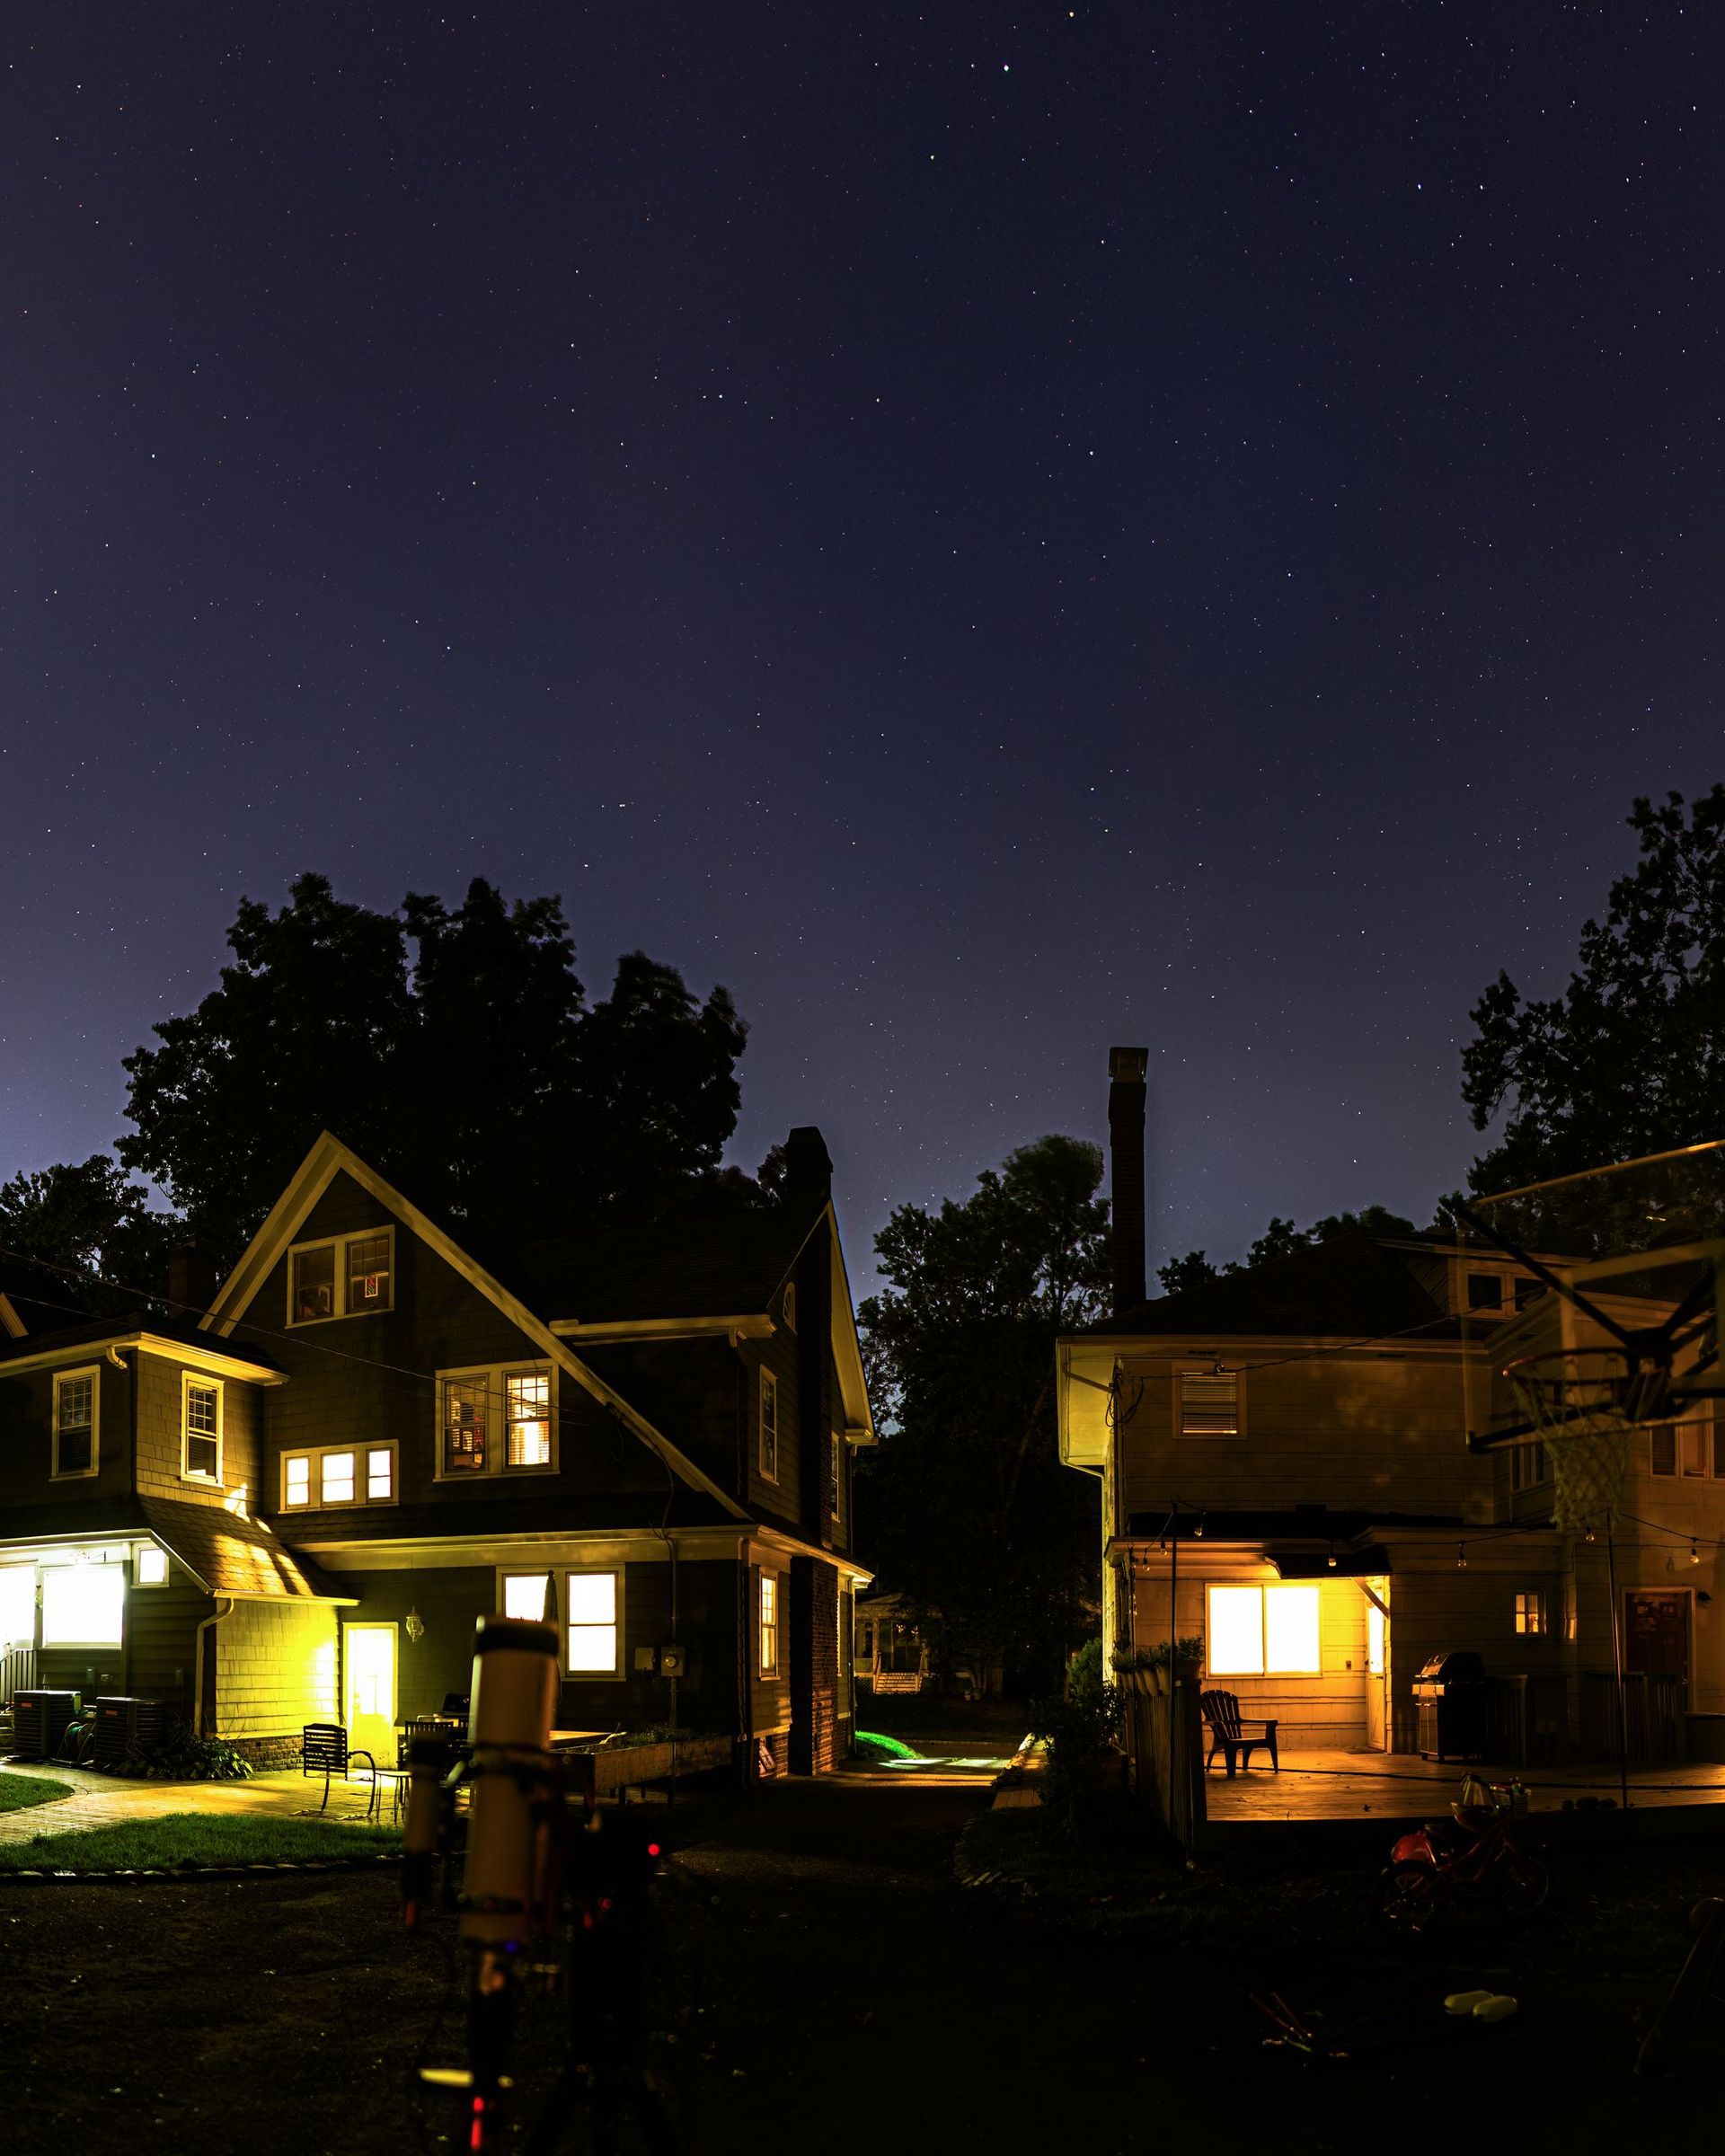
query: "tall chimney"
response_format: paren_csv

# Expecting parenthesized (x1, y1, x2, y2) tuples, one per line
(781, 1127, 835, 1216)
(1107, 1047, 1149, 1315)
(167, 1241, 220, 1318)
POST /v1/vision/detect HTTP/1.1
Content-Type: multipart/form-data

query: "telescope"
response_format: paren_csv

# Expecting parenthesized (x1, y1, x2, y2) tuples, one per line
(403, 1615, 674, 2152)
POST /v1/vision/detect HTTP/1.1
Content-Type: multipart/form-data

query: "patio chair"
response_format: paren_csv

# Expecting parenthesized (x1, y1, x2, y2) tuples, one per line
(1200, 1691, 1279, 1776)
(302, 1723, 376, 1813)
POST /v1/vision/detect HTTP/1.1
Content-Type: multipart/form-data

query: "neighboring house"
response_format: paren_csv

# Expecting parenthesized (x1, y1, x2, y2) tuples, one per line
(1057, 1055, 1723, 1765)
(853, 1593, 931, 1696)
(0, 1127, 873, 1774)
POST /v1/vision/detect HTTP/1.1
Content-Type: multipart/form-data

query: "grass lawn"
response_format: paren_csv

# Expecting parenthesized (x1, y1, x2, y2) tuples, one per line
(0, 1812, 402, 1873)
(0, 1770, 73, 1814)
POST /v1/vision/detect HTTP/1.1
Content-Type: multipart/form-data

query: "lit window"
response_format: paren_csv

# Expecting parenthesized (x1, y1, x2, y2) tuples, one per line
(759, 1369, 779, 1482)
(1178, 1364, 1240, 1437)
(759, 1572, 779, 1675)
(135, 1544, 169, 1587)
(183, 1378, 221, 1481)
(52, 1369, 98, 1478)
(566, 1571, 619, 1674)
(40, 1564, 124, 1648)
(346, 1233, 393, 1312)
(503, 1572, 550, 1622)
(1515, 1591, 1549, 1636)
(291, 1243, 337, 1323)
(506, 1372, 552, 1468)
(1367, 1603, 1384, 1675)
(288, 1229, 395, 1324)
(444, 1378, 487, 1471)
(1206, 1584, 1322, 1676)
(829, 1433, 841, 1521)
(281, 1444, 395, 1510)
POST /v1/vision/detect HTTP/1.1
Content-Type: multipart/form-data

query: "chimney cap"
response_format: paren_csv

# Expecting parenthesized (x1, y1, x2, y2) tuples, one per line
(1109, 1046, 1149, 1084)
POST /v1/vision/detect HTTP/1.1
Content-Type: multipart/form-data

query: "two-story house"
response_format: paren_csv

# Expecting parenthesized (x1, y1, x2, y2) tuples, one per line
(1058, 1053, 1724, 1766)
(0, 1126, 873, 1777)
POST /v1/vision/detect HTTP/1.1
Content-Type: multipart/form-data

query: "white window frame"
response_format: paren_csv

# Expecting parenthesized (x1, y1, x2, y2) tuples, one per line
(1205, 1583, 1322, 1676)
(181, 1372, 224, 1485)
(133, 1542, 169, 1589)
(758, 1368, 779, 1485)
(434, 1363, 560, 1480)
(1176, 1363, 1243, 1439)
(286, 1226, 396, 1328)
(759, 1569, 780, 1677)
(279, 1440, 399, 1511)
(562, 1566, 623, 1680)
(51, 1365, 101, 1481)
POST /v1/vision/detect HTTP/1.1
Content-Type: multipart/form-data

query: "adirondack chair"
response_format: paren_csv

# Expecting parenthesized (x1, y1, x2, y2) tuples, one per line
(1200, 1690, 1279, 1775)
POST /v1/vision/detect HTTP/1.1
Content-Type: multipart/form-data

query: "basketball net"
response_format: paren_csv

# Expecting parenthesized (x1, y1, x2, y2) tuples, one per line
(1508, 1360, 1632, 1535)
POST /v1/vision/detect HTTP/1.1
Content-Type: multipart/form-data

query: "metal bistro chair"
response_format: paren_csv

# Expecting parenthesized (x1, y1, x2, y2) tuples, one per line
(302, 1722, 376, 1814)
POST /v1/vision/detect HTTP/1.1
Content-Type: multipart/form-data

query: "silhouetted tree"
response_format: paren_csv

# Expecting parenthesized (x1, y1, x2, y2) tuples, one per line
(0, 1156, 176, 1315)
(1156, 1203, 1419, 1294)
(1463, 785, 1725, 1250)
(857, 1135, 1109, 1694)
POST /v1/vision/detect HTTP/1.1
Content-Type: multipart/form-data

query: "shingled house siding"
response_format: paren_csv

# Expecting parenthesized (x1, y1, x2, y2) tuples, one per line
(135, 1355, 262, 1511)
(747, 1329, 801, 1525)
(255, 1174, 641, 1513)
(215, 1599, 337, 1740)
(127, 1562, 213, 1719)
(0, 1359, 133, 1508)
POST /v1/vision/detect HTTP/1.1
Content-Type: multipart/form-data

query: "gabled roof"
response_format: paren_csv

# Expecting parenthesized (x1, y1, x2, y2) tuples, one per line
(1091, 1233, 1447, 1340)
(509, 1209, 815, 1327)
(0, 1311, 283, 1382)
(202, 1133, 756, 1519)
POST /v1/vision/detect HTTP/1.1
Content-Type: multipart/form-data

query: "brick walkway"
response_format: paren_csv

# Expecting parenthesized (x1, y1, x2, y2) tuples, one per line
(0, 1758, 392, 1842)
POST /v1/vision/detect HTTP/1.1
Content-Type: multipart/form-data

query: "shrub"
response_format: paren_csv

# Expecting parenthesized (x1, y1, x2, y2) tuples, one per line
(118, 1725, 253, 1782)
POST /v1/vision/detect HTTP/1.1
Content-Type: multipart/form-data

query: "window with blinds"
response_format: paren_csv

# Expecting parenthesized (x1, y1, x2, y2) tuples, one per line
(1178, 1364, 1240, 1438)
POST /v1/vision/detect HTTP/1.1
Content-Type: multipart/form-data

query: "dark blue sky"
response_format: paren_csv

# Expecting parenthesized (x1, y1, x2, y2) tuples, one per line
(4, 4, 1721, 1281)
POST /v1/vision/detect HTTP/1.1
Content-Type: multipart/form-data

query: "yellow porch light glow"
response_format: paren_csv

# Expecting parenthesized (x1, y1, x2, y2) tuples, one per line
(1206, 1585, 1264, 1676)
(40, 1563, 124, 1648)
(1264, 1585, 1321, 1674)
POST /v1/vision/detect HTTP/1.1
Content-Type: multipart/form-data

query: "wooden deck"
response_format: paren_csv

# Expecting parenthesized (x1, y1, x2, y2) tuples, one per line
(1201, 1745, 1725, 1839)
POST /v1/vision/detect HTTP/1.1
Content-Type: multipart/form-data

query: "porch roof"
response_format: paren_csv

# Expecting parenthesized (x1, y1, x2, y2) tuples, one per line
(140, 1498, 348, 1602)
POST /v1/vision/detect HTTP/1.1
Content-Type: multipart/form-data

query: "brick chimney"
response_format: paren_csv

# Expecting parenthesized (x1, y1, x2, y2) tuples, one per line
(781, 1127, 834, 1216)
(1107, 1047, 1149, 1316)
(166, 1241, 220, 1319)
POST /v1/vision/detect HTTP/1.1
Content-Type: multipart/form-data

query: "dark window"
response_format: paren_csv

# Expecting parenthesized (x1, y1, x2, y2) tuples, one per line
(1650, 1425, 1676, 1477)
(1514, 1277, 1546, 1312)
(1468, 1273, 1504, 1311)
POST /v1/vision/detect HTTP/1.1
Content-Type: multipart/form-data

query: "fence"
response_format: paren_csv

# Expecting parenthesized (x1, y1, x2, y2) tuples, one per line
(1123, 1672, 1205, 1850)
(1, 1644, 37, 1706)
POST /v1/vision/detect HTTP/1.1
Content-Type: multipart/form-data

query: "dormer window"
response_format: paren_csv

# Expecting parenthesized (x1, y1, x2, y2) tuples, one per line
(288, 1228, 395, 1325)
(182, 1375, 223, 1482)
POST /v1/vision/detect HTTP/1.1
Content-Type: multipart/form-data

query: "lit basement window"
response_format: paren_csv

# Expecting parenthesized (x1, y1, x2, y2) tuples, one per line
(41, 1564, 124, 1648)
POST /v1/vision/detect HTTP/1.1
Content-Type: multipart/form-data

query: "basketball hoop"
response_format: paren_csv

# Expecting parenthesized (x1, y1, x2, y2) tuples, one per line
(1502, 1346, 1668, 1533)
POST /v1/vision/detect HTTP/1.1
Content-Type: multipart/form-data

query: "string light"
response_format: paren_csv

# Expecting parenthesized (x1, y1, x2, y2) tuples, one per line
(1456, 1543, 1468, 1568)
(1692, 1540, 1703, 1567)
(1326, 1542, 1338, 1568)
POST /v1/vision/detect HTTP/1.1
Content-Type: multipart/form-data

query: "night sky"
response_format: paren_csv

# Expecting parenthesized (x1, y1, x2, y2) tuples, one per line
(4, 4, 1722, 1282)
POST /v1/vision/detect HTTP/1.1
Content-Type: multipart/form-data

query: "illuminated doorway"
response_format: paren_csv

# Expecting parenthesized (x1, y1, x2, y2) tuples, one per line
(1363, 1582, 1389, 1752)
(343, 1623, 397, 1768)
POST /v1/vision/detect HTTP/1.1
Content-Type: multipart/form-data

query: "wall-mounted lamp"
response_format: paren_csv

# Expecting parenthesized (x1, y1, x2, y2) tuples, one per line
(404, 1607, 426, 1644)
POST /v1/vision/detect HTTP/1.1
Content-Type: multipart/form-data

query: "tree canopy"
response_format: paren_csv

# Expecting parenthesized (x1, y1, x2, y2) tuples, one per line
(1, 873, 756, 1297)
(1460, 786, 1725, 1248)
(1156, 1204, 1418, 1295)
(856, 1134, 1110, 1692)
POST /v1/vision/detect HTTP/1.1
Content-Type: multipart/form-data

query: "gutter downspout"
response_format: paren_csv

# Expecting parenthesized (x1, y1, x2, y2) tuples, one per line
(112, 1346, 134, 1696)
(194, 1596, 234, 1737)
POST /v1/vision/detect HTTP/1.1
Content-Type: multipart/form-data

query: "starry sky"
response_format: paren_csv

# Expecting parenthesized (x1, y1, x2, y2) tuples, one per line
(4, 4, 1722, 1284)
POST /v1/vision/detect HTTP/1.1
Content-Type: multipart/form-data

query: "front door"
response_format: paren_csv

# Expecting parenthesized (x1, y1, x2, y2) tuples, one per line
(343, 1623, 397, 1768)
(1625, 1592, 1689, 1683)
(1365, 1598, 1388, 1752)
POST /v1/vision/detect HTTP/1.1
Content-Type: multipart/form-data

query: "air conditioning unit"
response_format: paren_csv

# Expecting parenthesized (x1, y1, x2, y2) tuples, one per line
(94, 1695, 167, 1770)
(13, 1690, 82, 1761)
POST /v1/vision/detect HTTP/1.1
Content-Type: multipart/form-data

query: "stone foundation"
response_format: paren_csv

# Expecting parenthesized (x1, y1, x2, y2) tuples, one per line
(224, 1732, 305, 1772)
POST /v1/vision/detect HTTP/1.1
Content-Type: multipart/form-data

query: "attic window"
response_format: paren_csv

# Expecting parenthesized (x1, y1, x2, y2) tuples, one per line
(1467, 1272, 1506, 1312)
(288, 1229, 395, 1325)
(1177, 1364, 1240, 1438)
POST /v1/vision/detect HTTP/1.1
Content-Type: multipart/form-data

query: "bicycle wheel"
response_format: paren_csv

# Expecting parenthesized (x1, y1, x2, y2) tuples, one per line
(1499, 1850, 1551, 1915)
(1374, 1860, 1445, 1935)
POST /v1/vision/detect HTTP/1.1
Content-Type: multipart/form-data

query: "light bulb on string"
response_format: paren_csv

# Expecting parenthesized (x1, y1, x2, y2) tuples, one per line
(1327, 1542, 1338, 1569)
(1456, 1543, 1468, 1569)
(1692, 1540, 1703, 1566)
